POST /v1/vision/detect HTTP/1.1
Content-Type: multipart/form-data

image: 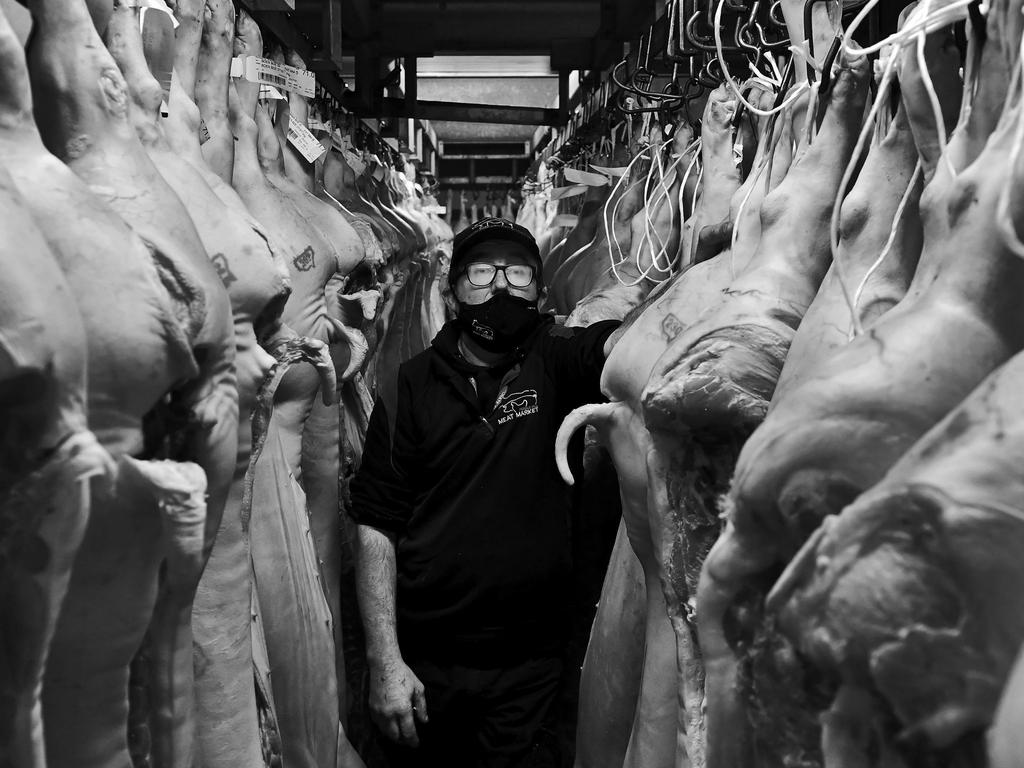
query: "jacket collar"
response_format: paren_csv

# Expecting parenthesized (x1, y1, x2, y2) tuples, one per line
(430, 315, 554, 374)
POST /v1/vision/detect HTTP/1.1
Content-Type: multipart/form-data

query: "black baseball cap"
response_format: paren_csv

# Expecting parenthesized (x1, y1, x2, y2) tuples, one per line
(450, 217, 543, 287)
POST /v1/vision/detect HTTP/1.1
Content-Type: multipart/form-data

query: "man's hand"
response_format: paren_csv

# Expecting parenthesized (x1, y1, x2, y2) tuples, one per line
(368, 656, 429, 747)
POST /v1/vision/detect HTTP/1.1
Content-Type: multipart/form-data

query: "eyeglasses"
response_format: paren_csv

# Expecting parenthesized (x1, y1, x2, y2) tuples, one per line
(463, 262, 537, 288)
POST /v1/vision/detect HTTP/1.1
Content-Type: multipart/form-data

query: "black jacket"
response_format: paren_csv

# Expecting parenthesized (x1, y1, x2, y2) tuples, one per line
(350, 316, 619, 665)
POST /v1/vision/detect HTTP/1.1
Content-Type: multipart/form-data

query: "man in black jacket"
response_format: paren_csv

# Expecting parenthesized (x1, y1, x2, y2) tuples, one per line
(350, 217, 621, 767)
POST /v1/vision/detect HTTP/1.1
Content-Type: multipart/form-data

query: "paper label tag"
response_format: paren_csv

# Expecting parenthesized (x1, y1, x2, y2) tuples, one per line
(138, 6, 175, 102)
(552, 213, 579, 227)
(563, 167, 609, 186)
(590, 164, 628, 177)
(259, 84, 285, 100)
(198, 119, 211, 145)
(548, 184, 587, 200)
(342, 148, 366, 176)
(287, 115, 327, 163)
(423, 204, 446, 215)
(125, 0, 179, 27)
(231, 55, 315, 98)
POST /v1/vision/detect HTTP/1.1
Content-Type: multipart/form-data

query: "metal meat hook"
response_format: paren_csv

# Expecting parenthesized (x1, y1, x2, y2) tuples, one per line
(686, 7, 727, 53)
(802, 0, 843, 84)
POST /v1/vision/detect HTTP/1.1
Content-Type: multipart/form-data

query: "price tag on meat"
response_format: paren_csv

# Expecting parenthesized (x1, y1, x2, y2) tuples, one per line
(287, 115, 327, 163)
(137, 6, 175, 102)
(124, 0, 179, 27)
(230, 55, 315, 98)
(345, 151, 367, 177)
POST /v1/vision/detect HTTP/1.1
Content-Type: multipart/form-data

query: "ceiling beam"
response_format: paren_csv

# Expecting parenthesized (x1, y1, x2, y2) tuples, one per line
(323, 0, 343, 68)
(339, 0, 373, 39)
(377, 98, 561, 126)
(371, 2, 601, 56)
(246, 0, 295, 10)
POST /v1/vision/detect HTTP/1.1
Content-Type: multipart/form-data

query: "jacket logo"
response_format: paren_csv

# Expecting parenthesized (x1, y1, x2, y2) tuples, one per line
(497, 389, 539, 425)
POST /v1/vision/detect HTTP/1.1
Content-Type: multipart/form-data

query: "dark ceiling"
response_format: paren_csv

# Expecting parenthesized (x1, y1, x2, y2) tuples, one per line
(245, 0, 660, 119)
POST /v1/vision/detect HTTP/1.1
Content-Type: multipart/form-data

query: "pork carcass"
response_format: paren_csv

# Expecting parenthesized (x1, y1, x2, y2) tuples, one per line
(6, 4, 227, 767)
(561, 84, 799, 768)
(231, 10, 363, 767)
(635, 52, 867, 768)
(990, 642, 1024, 768)
(698, 18, 1022, 768)
(165, 2, 301, 766)
(0, 97, 111, 764)
(767, 342, 1024, 767)
(260, 65, 369, 725)
(547, 142, 649, 315)
(567, 120, 703, 327)
(94, 4, 244, 764)
(679, 85, 743, 267)
(195, 0, 234, 184)
(540, 143, 625, 296)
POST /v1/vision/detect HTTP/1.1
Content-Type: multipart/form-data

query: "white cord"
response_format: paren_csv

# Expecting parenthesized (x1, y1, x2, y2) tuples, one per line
(844, 0, 973, 57)
(849, 160, 923, 339)
(915, 0, 957, 178)
(604, 145, 652, 268)
(714, 0, 812, 117)
(831, 49, 900, 338)
(996, 34, 1024, 259)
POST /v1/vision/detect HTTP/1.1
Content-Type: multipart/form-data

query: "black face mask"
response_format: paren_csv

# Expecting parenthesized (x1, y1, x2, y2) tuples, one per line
(457, 293, 541, 353)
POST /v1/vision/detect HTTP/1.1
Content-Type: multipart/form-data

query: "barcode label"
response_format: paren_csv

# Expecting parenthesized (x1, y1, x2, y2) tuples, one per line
(263, 72, 286, 87)
(287, 115, 327, 163)
(229, 56, 316, 98)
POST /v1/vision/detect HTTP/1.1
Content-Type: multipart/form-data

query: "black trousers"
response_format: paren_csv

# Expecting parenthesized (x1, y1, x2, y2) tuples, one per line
(381, 655, 563, 768)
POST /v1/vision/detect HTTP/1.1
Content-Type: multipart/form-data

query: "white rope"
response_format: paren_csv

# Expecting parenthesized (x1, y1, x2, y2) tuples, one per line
(996, 32, 1024, 259)
(830, 49, 900, 338)
(849, 160, 923, 339)
(714, 0, 812, 117)
(843, 0, 973, 57)
(915, 0, 957, 178)
(604, 145, 653, 269)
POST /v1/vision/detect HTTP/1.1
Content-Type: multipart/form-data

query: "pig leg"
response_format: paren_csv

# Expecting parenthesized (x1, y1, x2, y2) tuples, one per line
(133, 461, 209, 768)
(696, 519, 779, 768)
(43, 457, 205, 768)
(0, 433, 111, 768)
(196, 0, 234, 183)
(574, 521, 646, 768)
